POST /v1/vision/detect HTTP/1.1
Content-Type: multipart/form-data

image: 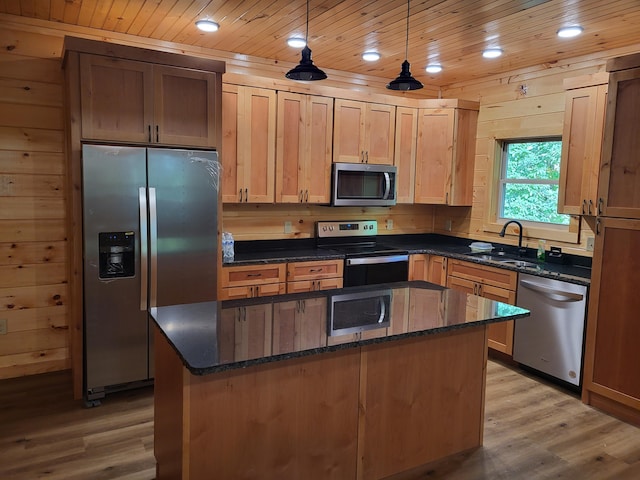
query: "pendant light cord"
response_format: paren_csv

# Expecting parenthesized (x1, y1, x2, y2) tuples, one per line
(306, 0, 310, 43)
(405, 0, 409, 60)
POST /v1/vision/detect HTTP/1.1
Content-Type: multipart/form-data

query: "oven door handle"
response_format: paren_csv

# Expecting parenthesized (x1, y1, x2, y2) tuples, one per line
(382, 172, 391, 200)
(346, 254, 409, 266)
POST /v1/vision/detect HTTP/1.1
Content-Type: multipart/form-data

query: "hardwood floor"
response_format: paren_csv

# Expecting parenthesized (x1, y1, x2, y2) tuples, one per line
(1, 360, 639, 479)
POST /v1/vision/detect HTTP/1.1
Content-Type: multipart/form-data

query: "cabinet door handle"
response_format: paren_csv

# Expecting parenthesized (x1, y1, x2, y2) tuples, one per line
(300, 190, 304, 202)
(582, 199, 587, 215)
(245, 188, 248, 202)
(305, 189, 309, 202)
(302, 299, 306, 312)
(596, 218, 601, 235)
(588, 199, 594, 215)
(239, 189, 243, 202)
(148, 125, 152, 143)
(255, 286, 259, 297)
(361, 150, 365, 163)
(478, 284, 483, 296)
(445, 191, 449, 204)
(598, 197, 604, 216)
(365, 151, 369, 163)
(155, 125, 159, 143)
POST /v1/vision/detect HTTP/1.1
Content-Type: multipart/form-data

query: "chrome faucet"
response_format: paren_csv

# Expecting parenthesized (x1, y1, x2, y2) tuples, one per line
(499, 220, 527, 256)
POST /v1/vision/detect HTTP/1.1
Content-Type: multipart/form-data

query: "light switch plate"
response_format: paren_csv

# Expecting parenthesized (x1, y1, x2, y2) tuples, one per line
(586, 236, 595, 251)
(386, 219, 393, 230)
(0, 319, 7, 335)
(284, 221, 292, 234)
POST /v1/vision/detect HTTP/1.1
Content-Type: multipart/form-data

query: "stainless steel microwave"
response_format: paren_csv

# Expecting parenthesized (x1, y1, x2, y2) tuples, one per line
(331, 163, 397, 206)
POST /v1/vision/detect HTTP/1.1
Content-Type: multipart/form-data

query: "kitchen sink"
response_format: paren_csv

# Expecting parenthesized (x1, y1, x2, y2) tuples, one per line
(468, 253, 538, 268)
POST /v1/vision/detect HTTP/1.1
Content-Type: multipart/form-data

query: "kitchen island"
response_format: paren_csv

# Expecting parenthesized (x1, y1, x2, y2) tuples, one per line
(151, 281, 529, 480)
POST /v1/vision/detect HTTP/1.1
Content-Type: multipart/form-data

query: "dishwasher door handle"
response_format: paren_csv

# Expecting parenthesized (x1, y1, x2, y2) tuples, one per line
(519, 279, 584, 302)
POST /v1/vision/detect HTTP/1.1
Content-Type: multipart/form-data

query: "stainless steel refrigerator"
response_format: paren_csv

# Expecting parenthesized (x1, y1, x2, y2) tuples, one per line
(82, 144, 219, 403)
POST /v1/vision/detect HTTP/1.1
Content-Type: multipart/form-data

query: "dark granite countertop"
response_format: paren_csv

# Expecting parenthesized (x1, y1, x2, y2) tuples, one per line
(224, 234, 591, 286)
(151, 281, 529, 376)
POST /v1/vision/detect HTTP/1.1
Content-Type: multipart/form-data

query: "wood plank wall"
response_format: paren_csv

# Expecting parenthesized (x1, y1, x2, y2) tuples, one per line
(0, 13, 638, 380)
(438, 45, 640, 256)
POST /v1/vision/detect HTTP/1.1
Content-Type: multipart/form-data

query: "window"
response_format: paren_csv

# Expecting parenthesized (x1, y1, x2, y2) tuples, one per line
(499, 138, 569, 225)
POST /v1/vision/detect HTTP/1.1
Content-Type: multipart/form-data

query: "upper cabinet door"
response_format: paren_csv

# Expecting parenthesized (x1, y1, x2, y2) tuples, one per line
(598, 66, 640, 218)
(333, 99, 395, 165)
(79, 54, 219, 148)
(153, 65, 219, 148)
(80, 54, 154, 143)
(276, 92, 333, 204)
(222, 84, 276, 204)
(394, 107, 418, 203)
(414, 107, 477, 205)
(333, 99, 366, 163)
(364, 103, 396, 165)
(557, 80, 608, 216)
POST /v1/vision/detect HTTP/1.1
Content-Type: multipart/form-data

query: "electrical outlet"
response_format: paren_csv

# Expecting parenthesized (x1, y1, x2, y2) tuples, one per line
(284, 221, 292, 234)
(586, 236, 595, 252)
(444, 219, 452, 232)
(386, 219, 393, 230)
(0, 319, 7, 335)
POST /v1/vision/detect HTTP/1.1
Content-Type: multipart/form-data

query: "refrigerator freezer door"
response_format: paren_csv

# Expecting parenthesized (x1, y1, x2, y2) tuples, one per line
(147, 148, 218, 308)
(82, 145, 150, 393)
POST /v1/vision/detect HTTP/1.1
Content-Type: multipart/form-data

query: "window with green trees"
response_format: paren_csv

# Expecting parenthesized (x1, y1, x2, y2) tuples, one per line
(499, 138, 570, 225)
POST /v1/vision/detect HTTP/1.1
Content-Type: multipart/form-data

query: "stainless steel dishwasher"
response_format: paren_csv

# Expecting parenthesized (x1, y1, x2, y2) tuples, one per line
(513, 273, 588, 389)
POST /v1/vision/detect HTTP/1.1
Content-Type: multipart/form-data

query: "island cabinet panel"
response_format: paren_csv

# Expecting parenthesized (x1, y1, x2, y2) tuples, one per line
(409, 254, 448, 286)
(218, 305, 273, 362)
(557, 74, 608, 216)
(186, 348, 360, 480)
(79, 55, 219, 147)
(333, 99, 395, 165)
(582, 218, 640, 426)
(357, 328, 487, 480)
(414, 107, 478, 205)
(222, 84, 276, 203)
(447, 259, 517, 355)
(276, 92, 333, 204)
(598, 66, 640, 219)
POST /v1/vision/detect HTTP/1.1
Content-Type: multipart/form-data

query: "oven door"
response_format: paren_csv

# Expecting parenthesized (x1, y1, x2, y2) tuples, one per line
(343, 254, 409, 287)
(329, 289, 392, 336)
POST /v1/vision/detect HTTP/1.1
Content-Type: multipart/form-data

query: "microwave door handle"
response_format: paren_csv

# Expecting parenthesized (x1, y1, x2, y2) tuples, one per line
(382, 172, 391, 200)
(378, 297, 386, 323)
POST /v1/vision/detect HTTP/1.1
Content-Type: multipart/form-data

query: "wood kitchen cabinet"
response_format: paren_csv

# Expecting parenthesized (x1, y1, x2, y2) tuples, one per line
(79, 54, 220, 147)
(276, 92, 333, 204)
(447, 259, 517, 354)
(557, 73, 608, 216)
(409, 254, 448, 286)
(222, 84, 276, 203)
(220, 263, 286, 300)
(582, 218, 640, 425)
(394, 107, 418, 203)
(218, 304, 273, 362)
(333, 99, 395, 165)
(286, 259, 344, 293)
(597, 55, 640, 219)
(414, 106, 478, 205)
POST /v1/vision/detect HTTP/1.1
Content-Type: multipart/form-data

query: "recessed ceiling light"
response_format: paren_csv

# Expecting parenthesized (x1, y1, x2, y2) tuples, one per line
(287, 37, 306, 48)
(557, 26, 584, 38)
(426, 63, 442, 73)
(482, 48, 503, 59)
(195, 19, 219, 32)
(362, 51, 381, 62)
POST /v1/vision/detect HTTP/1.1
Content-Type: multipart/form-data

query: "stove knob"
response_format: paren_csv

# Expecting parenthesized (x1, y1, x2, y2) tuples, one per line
(329, 226, 334, 231)
(322, 226, 327, 231)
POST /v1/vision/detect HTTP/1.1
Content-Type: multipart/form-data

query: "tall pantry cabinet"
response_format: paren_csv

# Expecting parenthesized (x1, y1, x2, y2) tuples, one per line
(582, 52, 640, 427)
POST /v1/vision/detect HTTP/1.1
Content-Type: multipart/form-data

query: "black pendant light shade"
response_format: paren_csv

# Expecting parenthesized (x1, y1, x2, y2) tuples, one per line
(286, 0, 327, 81)
(387, 0, 423, 91)
(387, 60, 422, 91)
(286, 45, 327, 81)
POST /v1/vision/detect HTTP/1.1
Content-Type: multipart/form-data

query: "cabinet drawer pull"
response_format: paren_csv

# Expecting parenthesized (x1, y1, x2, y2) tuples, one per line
(309, 268, 323, 272)
(247, 273, 262, 277)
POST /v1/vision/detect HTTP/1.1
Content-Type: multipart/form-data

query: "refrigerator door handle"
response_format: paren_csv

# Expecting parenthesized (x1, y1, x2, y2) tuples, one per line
(139, 187, 148, 310)
(149, 187, 158, 308)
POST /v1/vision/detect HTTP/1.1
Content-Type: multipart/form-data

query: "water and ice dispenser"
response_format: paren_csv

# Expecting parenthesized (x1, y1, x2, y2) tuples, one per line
(98, 232, 135, 279)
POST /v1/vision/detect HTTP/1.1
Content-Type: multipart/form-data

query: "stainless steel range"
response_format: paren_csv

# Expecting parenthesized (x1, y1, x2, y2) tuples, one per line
(316, 220, 409, 287)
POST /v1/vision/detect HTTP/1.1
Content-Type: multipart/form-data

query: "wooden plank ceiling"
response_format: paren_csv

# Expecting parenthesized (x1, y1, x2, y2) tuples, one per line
(2, 0, 640, 86)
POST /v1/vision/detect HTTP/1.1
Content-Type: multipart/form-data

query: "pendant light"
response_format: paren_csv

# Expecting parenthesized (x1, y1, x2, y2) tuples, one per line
(286, 0, 327, 81)
(387, 0, 423, 91)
